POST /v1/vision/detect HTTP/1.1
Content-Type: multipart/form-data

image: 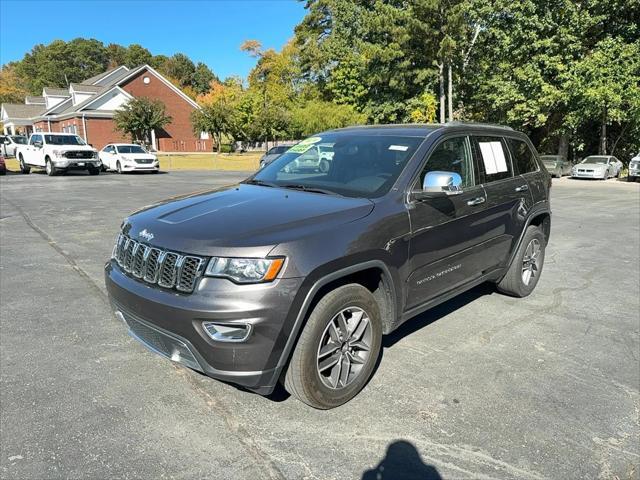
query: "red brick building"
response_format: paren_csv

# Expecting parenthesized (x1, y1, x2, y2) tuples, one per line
(1, 65, 212, 152)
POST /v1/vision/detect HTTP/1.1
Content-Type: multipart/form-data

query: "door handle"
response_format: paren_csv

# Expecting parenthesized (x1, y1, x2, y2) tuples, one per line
(515, 184, 529, 192)
(467, 196, 486, 206)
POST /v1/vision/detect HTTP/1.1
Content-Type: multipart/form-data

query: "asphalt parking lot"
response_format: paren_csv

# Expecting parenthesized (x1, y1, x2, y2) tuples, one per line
(1, 170, 639, 480)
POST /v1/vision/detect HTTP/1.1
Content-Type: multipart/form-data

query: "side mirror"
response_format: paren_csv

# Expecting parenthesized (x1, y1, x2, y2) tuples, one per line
(412, 171, 464, 200)
(3, 139, 9, 145)
(34, 141, 43, 148)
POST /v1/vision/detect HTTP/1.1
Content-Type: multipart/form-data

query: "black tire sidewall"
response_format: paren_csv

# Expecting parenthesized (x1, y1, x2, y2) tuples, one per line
(293, 285, 382, 409)
(514, 227, 546, 296)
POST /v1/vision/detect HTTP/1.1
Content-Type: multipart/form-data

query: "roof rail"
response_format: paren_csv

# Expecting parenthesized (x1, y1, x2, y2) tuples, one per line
(444, 121, 514, 130)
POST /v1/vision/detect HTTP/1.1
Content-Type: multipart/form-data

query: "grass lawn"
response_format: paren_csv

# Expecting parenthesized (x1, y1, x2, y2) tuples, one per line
(3, 152, 262, 173)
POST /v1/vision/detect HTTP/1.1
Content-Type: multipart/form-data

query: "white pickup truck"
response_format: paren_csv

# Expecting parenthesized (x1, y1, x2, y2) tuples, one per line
(16, 132, 102, 176)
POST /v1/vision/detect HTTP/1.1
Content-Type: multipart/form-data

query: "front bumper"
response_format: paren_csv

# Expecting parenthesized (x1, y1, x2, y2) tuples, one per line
(53, 158, 101, 169)
(104, 260, 302, 394)
(122, 161, 159, 171)
(572, 170, 605, 178)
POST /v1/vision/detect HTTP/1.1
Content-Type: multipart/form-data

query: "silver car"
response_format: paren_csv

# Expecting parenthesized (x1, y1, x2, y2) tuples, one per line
(540, 155, 572, 177)
(628, 152, 639, 182)
(571, 155, 623, 180)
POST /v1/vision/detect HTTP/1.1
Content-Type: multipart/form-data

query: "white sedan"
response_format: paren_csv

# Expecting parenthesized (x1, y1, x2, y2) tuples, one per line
(571, 155, 623, 180)
(99, 144, 159, 173)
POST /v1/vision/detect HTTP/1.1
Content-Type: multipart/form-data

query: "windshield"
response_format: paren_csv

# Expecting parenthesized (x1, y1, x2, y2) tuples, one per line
(582, 156, 608, 164)
(267, 146, 288, 155)
(44, 135, 86, 146)
(249, 133, 424, 198)
(117, 145, 146, 154)
(581, 157, 608, 165)
(11, 136, 27, 144)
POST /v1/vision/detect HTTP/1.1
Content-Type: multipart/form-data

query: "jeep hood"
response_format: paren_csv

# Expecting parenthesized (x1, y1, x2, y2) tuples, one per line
(123, 184, 374, 256)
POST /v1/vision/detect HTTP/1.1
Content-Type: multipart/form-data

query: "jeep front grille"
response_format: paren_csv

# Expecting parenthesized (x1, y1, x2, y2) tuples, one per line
(113, 234, 205, 293)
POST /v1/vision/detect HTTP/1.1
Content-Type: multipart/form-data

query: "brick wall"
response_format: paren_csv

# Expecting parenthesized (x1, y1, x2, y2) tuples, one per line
(120, 68, 211, 152)
(83, 117, 129, 150)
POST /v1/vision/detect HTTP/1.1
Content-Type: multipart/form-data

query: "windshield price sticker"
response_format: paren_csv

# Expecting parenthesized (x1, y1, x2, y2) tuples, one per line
(287, 136, 322, 154)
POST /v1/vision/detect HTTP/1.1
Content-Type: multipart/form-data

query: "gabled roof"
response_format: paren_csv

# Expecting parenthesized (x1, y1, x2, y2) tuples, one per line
(43, 87, 70, 97)
(2, 103, 47, 119)
(70, 83, 102, 93)
(83, 65, 130, 86)
(25, 96, 46, 105)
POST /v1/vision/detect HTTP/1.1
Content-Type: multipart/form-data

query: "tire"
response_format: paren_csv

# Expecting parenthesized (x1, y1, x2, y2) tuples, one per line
(88, 167, 100, 176)
(497, 225, 546, 298)
(18, 154, 30, 174)
(628, 175, 636, 183)
(100, 164, 107, 172)
(319, 159, 330, 173)
(45, 158, 57, 176)
(116, 161, 122, 174)
(284, 284, 382, 409)
(602, 171, 608, 180)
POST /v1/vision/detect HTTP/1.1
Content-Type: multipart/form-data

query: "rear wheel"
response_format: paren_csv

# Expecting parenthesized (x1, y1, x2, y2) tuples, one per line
(284, 284, 382, 409)
(497, 225, 546, 297)
(19, 154, 30, 174)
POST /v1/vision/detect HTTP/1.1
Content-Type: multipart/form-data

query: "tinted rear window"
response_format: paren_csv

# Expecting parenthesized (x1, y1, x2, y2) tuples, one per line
(507, 138, 539, 174)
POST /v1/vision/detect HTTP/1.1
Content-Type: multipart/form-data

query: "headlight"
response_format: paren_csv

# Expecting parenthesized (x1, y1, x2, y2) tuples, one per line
(52, 149, 65, 157)
(93, 151, 98, 158)
(205, 257, 284, 283)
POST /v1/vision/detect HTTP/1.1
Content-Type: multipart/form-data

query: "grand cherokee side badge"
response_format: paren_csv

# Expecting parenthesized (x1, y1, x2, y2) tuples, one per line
(138, 229, 154, 241)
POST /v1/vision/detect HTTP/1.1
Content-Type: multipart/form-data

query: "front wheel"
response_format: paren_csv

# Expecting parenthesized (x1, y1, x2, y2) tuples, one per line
(628, 175, 637, 183)
(45, 159, 57, 176)
(116, 161, 122, 174)
(88, 167, 100, 176)
(19, 155, 30, 174)
(497, 225, 546, 297)
(284, 284, 382, 409)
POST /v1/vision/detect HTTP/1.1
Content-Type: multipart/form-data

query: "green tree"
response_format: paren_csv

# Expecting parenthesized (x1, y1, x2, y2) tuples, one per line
(125, 44, 153, 68)
(114, 97, 172, 146)
(160, 53, 196, 88)
(192, 79, 244, 152)
(192, 62, 218, 95)
(290, 99, 365, 137)
(15, 38, 109, 92)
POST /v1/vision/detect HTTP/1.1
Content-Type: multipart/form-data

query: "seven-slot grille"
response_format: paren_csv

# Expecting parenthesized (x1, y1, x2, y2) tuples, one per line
(113, 234, 205, 293)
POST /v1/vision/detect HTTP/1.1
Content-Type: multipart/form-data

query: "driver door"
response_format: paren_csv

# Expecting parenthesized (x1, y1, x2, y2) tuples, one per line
(405, 135, 491, 309)
(27, 134, 43, 165)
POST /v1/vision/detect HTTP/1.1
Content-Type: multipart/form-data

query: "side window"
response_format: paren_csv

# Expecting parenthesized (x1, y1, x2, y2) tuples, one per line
(30, 134, 42, 145)
(473, 136, 513, 183)
(507, 138, 538, 175)
(419, 136, 474, 188)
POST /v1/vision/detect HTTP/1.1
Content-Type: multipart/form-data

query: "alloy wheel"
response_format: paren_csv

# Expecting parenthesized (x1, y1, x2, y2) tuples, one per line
(316, 306, 373, 389)
(521, 238, 541, 286)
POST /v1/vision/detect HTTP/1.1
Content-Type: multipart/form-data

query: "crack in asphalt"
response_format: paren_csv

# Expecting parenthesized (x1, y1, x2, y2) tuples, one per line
(3, 196, 109, 306)
(176, 369, 287, 480)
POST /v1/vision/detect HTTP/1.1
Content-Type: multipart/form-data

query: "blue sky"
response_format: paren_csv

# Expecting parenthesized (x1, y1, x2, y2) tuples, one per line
(0, 0, 307, 79)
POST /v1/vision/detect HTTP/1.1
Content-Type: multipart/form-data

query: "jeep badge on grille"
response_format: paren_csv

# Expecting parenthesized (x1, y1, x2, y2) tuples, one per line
(138, 229, 154, 241)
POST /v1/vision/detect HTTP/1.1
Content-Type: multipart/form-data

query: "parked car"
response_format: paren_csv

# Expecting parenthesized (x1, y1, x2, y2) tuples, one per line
(283, 144, 335, 173)
(16, 133, 101, 176)
(99, 144, 159, 173)
(259, 145, 289, 169)
(571, 155, 622, 180)
(105, 123, 551, 409)
(628, 152, 640, 182)
(540, 155, 571, 178)
(0, 153, 6, 175)
(1, 135, 28, 157)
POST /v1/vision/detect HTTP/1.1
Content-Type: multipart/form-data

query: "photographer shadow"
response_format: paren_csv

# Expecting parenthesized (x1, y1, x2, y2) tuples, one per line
(362, 440, 442, 480)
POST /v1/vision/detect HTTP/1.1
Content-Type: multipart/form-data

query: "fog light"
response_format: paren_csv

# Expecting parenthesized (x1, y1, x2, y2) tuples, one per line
(202, 322, 251, 342)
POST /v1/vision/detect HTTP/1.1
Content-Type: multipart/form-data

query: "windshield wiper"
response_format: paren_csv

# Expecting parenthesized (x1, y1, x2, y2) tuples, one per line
(244, 179, 278, 188)
(281, 184, 336, 195)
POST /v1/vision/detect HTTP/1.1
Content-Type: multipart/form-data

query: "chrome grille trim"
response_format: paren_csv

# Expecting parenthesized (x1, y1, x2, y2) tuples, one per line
(113, 234, 205, 293)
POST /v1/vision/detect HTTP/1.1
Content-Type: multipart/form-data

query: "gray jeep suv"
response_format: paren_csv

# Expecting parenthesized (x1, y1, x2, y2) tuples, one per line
(105, 123, 551, 409)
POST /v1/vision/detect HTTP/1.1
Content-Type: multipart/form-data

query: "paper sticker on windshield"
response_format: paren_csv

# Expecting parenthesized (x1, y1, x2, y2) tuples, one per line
(287, 137, 322, 154)
(389, 145, 409, 151)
